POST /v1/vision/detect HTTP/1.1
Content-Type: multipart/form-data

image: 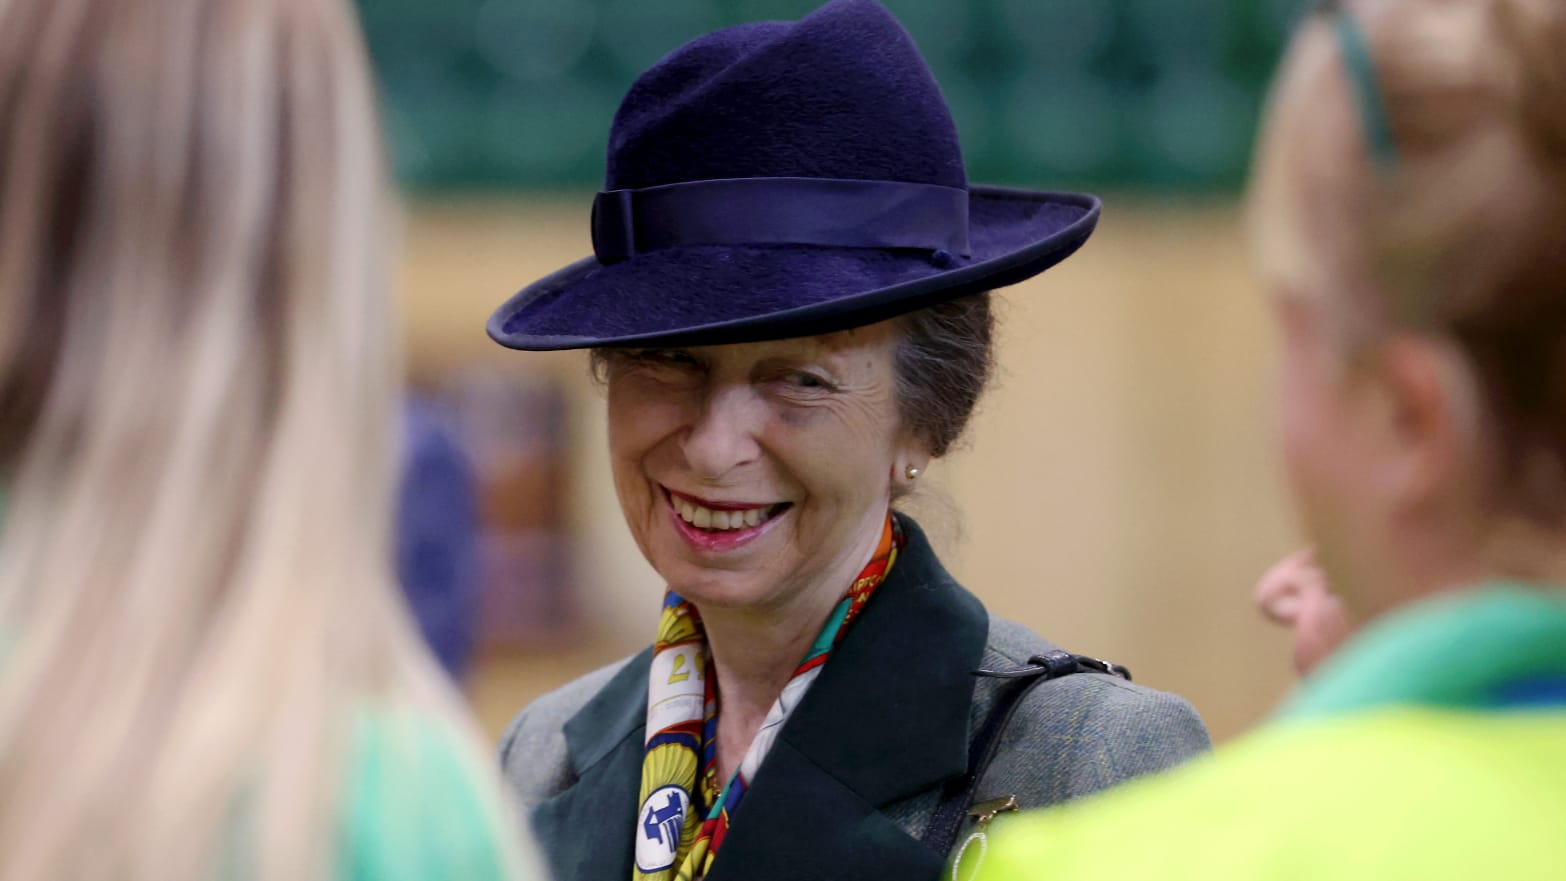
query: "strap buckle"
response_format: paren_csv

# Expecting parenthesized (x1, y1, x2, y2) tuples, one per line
(971, 650, 1132, 682)
(1074, 656, 1132, 681)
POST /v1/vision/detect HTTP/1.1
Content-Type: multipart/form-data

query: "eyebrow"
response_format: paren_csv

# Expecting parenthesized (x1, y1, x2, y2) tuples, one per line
(749, 352, 836, 373)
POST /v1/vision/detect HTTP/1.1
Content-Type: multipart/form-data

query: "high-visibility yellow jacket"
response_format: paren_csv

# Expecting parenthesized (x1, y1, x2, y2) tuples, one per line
(975, 584, 1566, 881)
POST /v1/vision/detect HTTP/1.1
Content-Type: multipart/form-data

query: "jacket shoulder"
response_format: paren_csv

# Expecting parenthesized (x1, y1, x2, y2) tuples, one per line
(496, 654, 638, 809)
(976, 615, 1212, 808)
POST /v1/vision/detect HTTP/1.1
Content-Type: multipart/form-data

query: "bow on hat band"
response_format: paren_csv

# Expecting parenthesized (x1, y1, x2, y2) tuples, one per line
(590, 176, 973, 264)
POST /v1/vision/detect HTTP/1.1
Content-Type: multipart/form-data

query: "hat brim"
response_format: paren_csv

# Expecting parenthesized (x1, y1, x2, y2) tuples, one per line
(486, 186, 1099, 351)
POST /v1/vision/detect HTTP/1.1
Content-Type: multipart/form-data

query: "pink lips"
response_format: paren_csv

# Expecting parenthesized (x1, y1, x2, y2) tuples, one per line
(662, 486, 789, 553)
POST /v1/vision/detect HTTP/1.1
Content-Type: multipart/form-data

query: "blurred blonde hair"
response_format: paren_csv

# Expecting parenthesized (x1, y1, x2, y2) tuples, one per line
(0, 0, 520, 878)
(1251, 0, 1566, 521)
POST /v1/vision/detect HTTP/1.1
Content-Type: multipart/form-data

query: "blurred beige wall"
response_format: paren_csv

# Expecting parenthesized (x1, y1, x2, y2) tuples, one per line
(400, 196, 1302, 745)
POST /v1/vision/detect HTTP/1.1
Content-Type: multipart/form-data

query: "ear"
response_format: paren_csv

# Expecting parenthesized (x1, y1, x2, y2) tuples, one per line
(1369, 334, 1478, 514)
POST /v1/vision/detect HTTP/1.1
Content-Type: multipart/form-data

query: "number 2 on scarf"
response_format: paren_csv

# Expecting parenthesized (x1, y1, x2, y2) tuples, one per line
(668, 652, 692, 685)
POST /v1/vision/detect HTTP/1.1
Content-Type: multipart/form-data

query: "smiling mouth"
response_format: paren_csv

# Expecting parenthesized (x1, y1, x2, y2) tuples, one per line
(663, 487, 793, 533)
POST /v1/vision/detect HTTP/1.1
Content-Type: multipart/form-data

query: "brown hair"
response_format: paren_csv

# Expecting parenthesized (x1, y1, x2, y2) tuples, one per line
(893, 293, 995, 458)
(1253, 0, 1566, 522)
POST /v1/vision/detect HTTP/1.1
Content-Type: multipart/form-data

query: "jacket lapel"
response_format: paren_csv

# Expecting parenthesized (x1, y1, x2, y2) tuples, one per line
(534, 516, 990, 881)
(532, 648, 653, 881)
(706, 515, 990, 881)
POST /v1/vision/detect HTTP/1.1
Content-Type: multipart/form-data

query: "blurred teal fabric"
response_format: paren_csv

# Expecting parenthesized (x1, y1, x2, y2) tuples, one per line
(343, 706, 521, 881)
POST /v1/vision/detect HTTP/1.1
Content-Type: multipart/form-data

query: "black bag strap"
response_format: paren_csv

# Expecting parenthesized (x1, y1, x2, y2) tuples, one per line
(920, 650, 1131, 858)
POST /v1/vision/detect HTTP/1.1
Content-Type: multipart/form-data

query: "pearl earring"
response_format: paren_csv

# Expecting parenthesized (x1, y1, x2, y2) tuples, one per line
(905, 465, 921, 480)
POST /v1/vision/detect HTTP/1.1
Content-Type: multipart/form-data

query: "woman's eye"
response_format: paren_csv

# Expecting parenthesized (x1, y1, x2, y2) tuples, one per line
(615, 349, 706, 384)
(785, 371, 833, 391)
(634, 349, 700, 368)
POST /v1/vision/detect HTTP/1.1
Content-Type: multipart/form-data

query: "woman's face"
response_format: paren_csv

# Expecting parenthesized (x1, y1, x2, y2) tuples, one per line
(605, 322, 922, 611)
(1254, 48, 1404, 622)
(1273, 291, 1380, 598)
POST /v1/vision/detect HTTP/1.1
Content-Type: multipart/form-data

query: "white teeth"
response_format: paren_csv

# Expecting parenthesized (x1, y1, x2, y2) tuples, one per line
(671, 496, 779, 532)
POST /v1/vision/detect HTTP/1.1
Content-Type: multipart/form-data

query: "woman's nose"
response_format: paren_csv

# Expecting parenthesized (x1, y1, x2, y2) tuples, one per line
(682, 386, 763, 479)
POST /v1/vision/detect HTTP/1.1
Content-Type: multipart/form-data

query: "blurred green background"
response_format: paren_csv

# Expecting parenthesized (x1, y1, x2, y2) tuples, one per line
(358, 0, 1308, 192)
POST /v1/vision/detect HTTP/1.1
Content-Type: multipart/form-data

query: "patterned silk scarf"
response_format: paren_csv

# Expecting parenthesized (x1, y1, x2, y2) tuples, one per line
(633, 513, 904, 881)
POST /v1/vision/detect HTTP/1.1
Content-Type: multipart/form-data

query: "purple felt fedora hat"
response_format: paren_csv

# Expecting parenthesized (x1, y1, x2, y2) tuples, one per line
(487, 0, 1100, 351)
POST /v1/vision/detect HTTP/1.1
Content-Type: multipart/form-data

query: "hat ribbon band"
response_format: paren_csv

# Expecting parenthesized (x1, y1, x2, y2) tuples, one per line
(591, 176, 972, 263)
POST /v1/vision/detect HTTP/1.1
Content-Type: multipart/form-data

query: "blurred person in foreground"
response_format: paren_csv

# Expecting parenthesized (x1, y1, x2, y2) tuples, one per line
(0, 0, 538, 878)
(976, 0, 1566, 878)
(489, 2, 1208, 880)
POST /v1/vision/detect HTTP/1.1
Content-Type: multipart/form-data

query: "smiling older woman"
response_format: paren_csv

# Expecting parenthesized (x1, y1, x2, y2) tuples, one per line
(490, 3, 1210, 881)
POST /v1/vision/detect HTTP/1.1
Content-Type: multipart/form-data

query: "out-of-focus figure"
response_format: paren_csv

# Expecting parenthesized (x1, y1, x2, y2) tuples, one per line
(976, 0, 1566, 878)
(0, 0, 536, 879)
(1253, 548, 1351, 675)
(397, 396, 482, 681)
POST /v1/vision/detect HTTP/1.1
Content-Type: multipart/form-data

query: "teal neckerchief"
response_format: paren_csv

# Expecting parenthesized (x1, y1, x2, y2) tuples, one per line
(1279, 583, 1566, 723)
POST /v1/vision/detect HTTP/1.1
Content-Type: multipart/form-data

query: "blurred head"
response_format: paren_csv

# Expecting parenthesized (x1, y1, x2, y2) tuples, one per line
(595, 295, 992, 612)
(0, 0, 517, 878)
(1250, 0, 1566, 622)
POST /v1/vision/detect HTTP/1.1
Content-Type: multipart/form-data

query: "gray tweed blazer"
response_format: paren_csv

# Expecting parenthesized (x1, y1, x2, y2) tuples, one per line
(499, 517, 1210, 881)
